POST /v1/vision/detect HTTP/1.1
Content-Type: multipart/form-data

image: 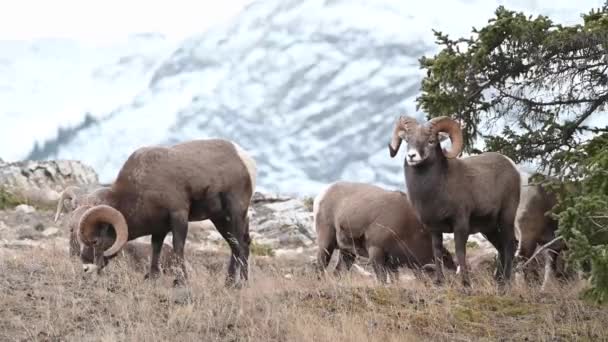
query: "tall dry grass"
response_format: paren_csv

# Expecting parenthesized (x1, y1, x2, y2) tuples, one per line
(0, 246, 606, 342)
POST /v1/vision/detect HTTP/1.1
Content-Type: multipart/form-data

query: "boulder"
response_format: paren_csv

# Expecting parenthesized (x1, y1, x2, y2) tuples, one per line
(0, 160, 99, 207)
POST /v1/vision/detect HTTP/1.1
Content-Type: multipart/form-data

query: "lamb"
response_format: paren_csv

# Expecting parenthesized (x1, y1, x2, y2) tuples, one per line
(388, 115, 520, 287)
(314, 181, 456, 283)
(72, 138, 256, 287)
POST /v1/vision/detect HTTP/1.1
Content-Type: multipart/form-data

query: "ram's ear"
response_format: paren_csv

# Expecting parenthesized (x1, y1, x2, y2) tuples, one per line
(438, 132, 449, 143)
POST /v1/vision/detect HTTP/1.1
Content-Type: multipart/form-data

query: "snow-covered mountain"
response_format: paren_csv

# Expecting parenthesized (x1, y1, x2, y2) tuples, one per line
(2, 0, 604, 195)
(0, 33, 175, 160)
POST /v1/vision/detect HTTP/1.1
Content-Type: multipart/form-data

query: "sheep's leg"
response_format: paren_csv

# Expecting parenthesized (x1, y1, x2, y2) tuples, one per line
(454, 225, 471, 288)
(500, 229, 516, 286)
(431, 232, 446, 285)
(387, 264, 399, 284)
(515, 238, 542, 284)
(211, 216, 244, 287)
(214, 192, 250, 288)
(369, 247, 388, 284)
(540, 250, 554, 292)
(241, 215, 251, 282)
(169, 211, 189, 287)
(496, 206, 518, 286)
(483, 231, 505, 281)
(145, 232, 168, 280)
(316, 223, 337, 276)
(333, 249, 356, 277)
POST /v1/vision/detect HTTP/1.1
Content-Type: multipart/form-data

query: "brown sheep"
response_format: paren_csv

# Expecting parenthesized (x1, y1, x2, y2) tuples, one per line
(73, 139, 256, 287)
(62, 200, 181, 275)
(54, 185, 111, 222)
(389, 116, 520, 287)
(314, 181, 456, 284)
(515, 182, 570, 290)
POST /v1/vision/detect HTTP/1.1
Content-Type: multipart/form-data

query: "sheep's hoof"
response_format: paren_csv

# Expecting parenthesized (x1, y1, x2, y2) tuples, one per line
(173, 278, 188, 288)
(144, 272, 160, 281)
(224, 276, 245, 289)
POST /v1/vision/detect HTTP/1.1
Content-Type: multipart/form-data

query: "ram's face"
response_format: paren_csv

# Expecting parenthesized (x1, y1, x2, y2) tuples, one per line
(78, 223, 115, 274)
(403, 127, 439, 166)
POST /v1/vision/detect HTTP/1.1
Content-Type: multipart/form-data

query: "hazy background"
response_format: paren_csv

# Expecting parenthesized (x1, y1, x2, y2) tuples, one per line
(0, 0, 604, 195)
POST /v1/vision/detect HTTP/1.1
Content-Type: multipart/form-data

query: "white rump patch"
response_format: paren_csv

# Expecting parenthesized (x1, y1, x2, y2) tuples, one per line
(231, 142, 257, 196)
(503, 154, 531, 245)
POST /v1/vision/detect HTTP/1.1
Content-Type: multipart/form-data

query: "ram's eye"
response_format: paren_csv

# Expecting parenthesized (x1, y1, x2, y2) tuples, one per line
(428, 140, 435, 145)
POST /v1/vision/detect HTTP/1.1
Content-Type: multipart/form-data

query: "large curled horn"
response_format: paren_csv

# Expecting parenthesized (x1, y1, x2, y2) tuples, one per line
(54, 186, 81, 222)
(78, 205, 129, 257)
(428, 116, 464, 159)
(388, 116, 419, 158)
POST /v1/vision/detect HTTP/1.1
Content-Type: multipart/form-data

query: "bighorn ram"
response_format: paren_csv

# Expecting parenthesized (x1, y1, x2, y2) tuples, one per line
(71, 139, 256, 287)
(65, 204, 182, 274)
(314, 181, 456, 283)
(56, 186, 182, 274)
(389, 116, 520, 287)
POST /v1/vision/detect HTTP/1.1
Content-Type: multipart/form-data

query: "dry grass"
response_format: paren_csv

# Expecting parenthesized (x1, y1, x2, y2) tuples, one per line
(1, 247, 607, 342)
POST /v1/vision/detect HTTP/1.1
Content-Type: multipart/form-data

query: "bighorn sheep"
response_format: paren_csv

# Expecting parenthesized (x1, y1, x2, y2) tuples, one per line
(54, 185, 111, 222)
(65, 204, 181, 274)
(389, 116, 520, 287)
(56, 186, 181, 274)
(515, 182, 569, 290)
(72, 139, 256, 287)
(314, 181, 456, 283)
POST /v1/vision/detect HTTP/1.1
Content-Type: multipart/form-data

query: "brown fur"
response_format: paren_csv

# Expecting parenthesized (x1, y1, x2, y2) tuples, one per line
(389, 116, 520, 287)
(314, 181, 456, 283)
(63, 204, 180, 274)
(76, 139, 256, 287)
(54, 186, 112, 222)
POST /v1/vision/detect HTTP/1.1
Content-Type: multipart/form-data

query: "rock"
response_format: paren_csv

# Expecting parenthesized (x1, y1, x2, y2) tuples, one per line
(17, 226, 41, 240)
(250, 197, 315, 249)
(252, 192, 293, 204)
(42, 227, 60, 237)
(15, 204, 36, 214)
(0, 239, 43, 249)
(206, 230, 223, 242)
(0, 160, 99, 207)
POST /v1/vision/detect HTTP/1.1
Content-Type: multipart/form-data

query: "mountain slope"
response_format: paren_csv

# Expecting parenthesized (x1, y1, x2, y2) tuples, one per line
(0, 33, 175, 161)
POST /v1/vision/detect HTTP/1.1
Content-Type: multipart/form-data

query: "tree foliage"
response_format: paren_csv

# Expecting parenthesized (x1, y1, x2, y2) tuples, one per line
(417, 2, 608, 301)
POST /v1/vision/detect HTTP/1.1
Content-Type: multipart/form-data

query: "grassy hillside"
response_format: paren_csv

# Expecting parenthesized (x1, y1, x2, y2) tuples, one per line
(1, 246, 605, 341)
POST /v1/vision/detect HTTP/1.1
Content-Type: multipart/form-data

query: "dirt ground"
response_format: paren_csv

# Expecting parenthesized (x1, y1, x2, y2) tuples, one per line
(0, 207, 607, 341)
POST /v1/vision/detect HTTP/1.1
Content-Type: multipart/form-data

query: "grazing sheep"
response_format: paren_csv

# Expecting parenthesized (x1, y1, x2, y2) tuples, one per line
(388, 115, 520, 287)
(515, 182, 569, 290)
(314, 181, 456, 283)
(60, 192, 181, 275)
(73, 139, 256, 287)
(54, 185, 111, 222)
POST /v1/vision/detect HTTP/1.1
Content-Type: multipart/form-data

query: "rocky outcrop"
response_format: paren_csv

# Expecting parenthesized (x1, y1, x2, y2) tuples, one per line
(175, 192, 316, 255)
(0, 160, 99, 206)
